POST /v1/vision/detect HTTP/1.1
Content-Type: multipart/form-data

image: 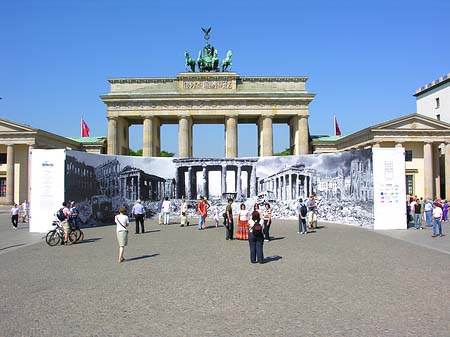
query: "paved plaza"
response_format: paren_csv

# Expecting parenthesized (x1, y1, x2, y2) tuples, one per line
(1, 206, 450, 336)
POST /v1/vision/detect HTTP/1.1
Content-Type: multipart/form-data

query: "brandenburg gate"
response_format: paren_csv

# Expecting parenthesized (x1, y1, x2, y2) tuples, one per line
(101, 72, 315, 157)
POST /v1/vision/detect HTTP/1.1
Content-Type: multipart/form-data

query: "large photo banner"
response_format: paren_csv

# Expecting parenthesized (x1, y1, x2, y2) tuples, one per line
(59, 149, 375, 230)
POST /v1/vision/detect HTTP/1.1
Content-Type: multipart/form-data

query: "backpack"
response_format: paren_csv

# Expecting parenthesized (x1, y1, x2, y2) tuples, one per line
(300, 204, 308, 217)
(56, 208, 66, 221)
(253, 220, 263, 239)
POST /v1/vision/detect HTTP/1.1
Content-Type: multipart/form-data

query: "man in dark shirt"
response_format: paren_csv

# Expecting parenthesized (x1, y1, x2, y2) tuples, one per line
(225, 198, 234, 240)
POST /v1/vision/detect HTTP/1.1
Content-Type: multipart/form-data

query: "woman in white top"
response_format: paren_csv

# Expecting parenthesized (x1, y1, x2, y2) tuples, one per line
(236, 203, 249, 240)
(115, 207, 129, 263)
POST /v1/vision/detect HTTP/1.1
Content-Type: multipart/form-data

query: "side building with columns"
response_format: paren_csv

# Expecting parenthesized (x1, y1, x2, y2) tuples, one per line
(100, 72, 315, 158)
(312, 113, 450, 200)
(0, 118, 106, 205)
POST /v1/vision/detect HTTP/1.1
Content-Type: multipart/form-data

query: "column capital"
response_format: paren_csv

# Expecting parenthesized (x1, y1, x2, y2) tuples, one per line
(107, 116, 118, 121)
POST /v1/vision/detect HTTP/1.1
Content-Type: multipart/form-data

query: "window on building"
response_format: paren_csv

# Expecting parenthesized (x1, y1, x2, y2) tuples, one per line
(0, 178, 6, 197)
(436, 97, 440, 109)
(0, 153, 6, 164)
(405, 150, 413, 161)
(406, 175, 414, 196)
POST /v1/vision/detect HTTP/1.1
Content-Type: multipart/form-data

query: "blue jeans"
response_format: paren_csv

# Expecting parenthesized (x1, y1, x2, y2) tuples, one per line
(433, 218, 442, 236)
(298, 217, 307, 233)
(413, 213, 422, 229)
(248, 232, 264, 263)
(425, 210, 432, 226)
(198, 215, 204, 229)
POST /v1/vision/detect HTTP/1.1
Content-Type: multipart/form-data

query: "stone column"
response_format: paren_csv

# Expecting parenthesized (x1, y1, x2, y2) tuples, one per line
(143, 117, 154, 157)
(297, 115, 309, 155)
(434, 144, 441, 198)
(260, 115, 273, 157)
(250, 165, 257, 197)
(187, 167, 192, 200)
(6, 144, 14, 204)
(202, 166, 208, 198)
(107, 117, 118, 155)
(424, 143, 434, 199)
(225, 115, 238, 157)
(236, 165, 242, 198)
(178, 115, 190, 157)
(445, 143, 450, 199)
(221, 165, 227, 196)
(153, 117, 161, 156)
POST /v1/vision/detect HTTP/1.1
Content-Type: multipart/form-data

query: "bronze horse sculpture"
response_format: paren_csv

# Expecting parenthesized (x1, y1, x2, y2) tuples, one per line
(184, 51, 196, 72)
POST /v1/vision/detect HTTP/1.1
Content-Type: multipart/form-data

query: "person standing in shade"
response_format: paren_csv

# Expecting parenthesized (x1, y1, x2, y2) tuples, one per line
(115, 207, 129, 263)
(131, 199, 145, 234)
(180, 197, 188, 227)
(262, 203, 272, 242)
(424, 199, 433, 227)
(297, 198, 308, 234)
(431, 202, 444, 238)
(225, 198, 234, 240)
(307, 194, 318, 229)
(10, 203, 20, 229)
(248, 210, 264, 264)
(161, 196, 171, 225)
(21, 199, 29, 223)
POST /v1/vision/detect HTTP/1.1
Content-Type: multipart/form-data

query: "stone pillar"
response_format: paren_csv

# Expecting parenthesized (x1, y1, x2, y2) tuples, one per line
(221, 165, 227, 196)
(6, 144, 14, 204)
(260, 115, 273, 156)
(236, 165, 242, 198)
(202, 166, 208, 198)
(143, 117, 154, 157)
(434, 144, 441, 198)
(424, 143, 434, 199)
(250, 165, 257, 197)
(225, 115, 238, 157)
(445, 143, 450, 199)
(107, 117, 118, 155)
(178, 115, 190, 158)
(297, 115, 309, 155)
(153, 117, 161, 156)
(187, 167, 192, 200)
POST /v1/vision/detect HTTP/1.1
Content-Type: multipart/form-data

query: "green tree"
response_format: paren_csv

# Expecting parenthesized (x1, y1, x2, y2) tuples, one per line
(273, 148, 291, 156)
(128, 149, 174, 157)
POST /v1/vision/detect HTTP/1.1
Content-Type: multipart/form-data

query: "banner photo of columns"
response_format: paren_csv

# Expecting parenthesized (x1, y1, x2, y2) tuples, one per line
(64, 148, 374, 228)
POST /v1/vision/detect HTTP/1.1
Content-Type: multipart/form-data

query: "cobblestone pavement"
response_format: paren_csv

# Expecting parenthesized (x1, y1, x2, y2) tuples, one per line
(1, 210, 450, 336)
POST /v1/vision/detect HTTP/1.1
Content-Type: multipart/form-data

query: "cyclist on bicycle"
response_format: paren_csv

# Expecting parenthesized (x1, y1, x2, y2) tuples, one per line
(60, 202, 71, 244)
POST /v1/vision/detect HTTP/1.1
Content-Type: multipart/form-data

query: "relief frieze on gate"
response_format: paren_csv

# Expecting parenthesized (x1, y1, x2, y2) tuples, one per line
(178, 74, 237, 93)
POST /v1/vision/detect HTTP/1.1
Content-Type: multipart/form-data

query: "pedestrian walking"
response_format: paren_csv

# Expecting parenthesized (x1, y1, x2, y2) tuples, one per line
(161, 196, 171, 225)
(213, 206, 220, 228)
(248, 210, 264, 264)
(131, 199, 145, 234)
(196, 196, 207, 230)
(431, 202, 444, 238)
(115, 207, 129, 263)
(21, 199, 29, 222)
(262, 203, 272, 241)
(225, 198, 234, 240)
(307, 194, 318, 229)
(424, 199, 433, 227)
(297, 198, 308, 234)
(10, 203, 20, 229)
(180, 197, 188, 227)
(442, 200, 449, 221)
(236, 203, 249, 240)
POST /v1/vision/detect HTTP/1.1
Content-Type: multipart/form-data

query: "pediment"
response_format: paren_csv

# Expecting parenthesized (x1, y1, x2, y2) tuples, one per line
(0, 118, 36, 133)
(372, 114, 450, 132)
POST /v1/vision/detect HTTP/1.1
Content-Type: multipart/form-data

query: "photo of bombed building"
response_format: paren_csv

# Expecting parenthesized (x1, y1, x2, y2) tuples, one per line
(64, 148, 374, 227)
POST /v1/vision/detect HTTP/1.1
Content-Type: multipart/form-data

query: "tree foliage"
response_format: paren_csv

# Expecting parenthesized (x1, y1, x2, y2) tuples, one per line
(273, 148, 291, 156)
(128, 149, 174, 157)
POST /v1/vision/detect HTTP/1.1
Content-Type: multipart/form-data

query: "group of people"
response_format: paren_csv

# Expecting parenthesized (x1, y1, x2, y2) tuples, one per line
(9, 200, 29, 229)
(296, 194, 318, 235)
(407, 196, 447, 237)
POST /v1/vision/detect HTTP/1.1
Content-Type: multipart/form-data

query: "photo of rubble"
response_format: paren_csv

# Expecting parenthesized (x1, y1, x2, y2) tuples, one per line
(65, 149, 374, 228)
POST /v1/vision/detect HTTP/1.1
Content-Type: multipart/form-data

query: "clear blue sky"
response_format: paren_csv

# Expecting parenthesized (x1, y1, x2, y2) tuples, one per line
(1, 0, 450, 157)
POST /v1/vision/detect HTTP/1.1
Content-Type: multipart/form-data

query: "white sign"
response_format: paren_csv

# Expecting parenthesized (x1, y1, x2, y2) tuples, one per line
(373, 148, 406, 230)
(29, 149, 66, 233)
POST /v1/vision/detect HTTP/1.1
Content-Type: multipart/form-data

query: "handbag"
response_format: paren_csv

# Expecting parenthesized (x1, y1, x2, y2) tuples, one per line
(115, 216, 128, 231)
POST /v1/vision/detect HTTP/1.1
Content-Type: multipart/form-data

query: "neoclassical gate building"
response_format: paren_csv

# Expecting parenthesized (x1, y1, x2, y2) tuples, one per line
(101, 72, 315, 157)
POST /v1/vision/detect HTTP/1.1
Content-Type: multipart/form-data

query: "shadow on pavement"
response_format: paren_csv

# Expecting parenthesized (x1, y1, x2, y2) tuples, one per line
(263, 255, 282, 263)
(269, 236, 285, 241)
(0, 243, 26, 251)
(76, 237, 103, 244)
(126, 253, 160, 262)
(141, 229, 161, 234)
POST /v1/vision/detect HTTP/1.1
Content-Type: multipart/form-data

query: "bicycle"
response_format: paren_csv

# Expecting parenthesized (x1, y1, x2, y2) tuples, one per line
(45, 218, 83, 246)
